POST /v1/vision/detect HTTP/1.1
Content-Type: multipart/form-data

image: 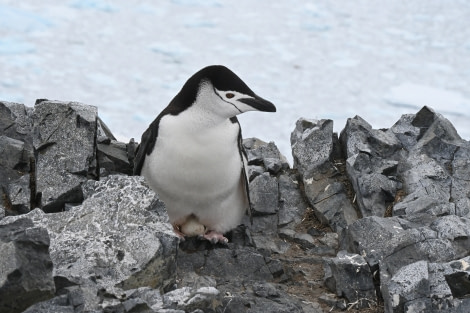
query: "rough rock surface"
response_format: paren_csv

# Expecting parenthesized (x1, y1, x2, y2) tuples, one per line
(0, 175, 178, 312)
(1, 101, 470, 313)
(0, 218, 55, 313)
(0, 101, 34, 216)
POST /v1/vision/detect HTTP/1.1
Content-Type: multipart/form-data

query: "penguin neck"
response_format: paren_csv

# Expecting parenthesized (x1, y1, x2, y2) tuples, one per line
(179, 106, 232, 130)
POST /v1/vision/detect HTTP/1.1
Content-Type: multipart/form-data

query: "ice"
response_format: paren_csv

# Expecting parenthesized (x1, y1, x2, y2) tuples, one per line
(0, 38, 35, 54)
(68, 0, 118, 12)
(0, 1, 469, 163)
(385, 83, 470, 118)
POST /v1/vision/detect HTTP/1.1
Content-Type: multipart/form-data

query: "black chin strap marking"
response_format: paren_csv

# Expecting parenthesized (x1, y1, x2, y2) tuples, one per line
(214, 87, 243, 114)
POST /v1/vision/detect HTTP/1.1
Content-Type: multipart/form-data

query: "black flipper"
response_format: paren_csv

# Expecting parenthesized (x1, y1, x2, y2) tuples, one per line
(231, 117, 253, 224)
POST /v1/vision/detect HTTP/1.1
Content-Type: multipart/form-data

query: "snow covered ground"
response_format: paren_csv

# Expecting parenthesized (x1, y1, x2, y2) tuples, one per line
(1, 0, 469, 163)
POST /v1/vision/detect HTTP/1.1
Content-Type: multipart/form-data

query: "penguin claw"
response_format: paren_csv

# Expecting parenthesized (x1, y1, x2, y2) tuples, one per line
(200, 230, 228, 245)
(172, 224, 186, 241)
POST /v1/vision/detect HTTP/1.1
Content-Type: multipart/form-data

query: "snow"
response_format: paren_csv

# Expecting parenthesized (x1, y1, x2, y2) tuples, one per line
(1, 1, 469, 163)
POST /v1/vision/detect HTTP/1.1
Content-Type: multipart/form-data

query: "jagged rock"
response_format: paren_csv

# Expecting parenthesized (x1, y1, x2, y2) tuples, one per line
(309, 180, 357, 233)
(97, 117, 137, 176)
(323, 251, 376, 309)
(32, 100, 98, 212)
(291, 118, 336, 177)
(340, 216, 407, 270)
(381, 260, 431, 313)
(340, 115, 402, 218)
(5, 175, 31, 215)
(0, 175, 178, 311)
(22, 295, 74, 313)
(342, 215, 470, 279)
(393, 194, 457, 225)
(249, 172, 278, 215)
(278, 172, 308, 228)
(0, 217, 55, 313)
(318, 293, 347, 311)
(162, 286, 220, 312)
(0, 135, 33, 215)
(243, 137, 289, 171)
(291, 118, 357, 232)
(445, 271, 470, 299)
(0, 101, 33, 148)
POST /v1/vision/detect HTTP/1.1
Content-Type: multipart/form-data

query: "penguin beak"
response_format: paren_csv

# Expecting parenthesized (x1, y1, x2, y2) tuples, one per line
(239, 96, 276, 113)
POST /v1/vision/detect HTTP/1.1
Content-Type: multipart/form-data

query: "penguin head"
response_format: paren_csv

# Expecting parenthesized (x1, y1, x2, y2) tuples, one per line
(174, 65, 276, 120)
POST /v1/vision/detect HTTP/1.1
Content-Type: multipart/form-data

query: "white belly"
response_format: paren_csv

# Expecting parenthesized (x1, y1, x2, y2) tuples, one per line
(141, 115, 247, 233)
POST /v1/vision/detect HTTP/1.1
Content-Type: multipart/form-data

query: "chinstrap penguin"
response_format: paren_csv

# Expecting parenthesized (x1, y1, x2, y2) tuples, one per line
(134, 65, 276, 243)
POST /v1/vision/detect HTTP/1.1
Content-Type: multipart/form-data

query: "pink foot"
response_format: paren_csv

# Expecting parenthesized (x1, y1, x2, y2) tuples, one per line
(172, 224, 186, 241)
(200, 230, 229, 244)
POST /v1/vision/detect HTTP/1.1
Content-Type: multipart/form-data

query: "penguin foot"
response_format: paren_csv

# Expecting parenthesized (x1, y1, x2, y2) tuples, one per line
(200, 230, 228, 244)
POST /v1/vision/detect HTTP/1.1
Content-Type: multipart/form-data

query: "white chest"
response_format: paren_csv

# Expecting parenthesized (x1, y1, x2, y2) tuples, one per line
(142, 113, 242, 199)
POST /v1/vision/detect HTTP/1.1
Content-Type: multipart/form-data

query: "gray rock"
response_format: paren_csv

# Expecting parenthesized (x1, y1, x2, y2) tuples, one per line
(340, 216, 408, 270)
(23, 295, 74, 313)
(0, 135, 33, 215)
(346, 154, 400, 217)
(318, 293, 347, 311)
(0, 101, 33, 148)
(399, 152, 451, 205)
(340, 115, 402, 218)
(291, 118, 357, 232)
(393, 193, 457, 225)
(381, 260, 431, 313)
(309, 181, 358, 233)
(340, 115, 401, 160)
(162, 286, 220, 312)
(0, 217, 55, 313)
(388, 113, 420, 150)
(0, 206, 4, 220)
(32, 100, 98, 212)
(445, 271, 470, 299)
(278, 173, 308, 228)
(1, 175, 178, 311)
(98, 140, 133, 176)
(243, 137, 289, 170)
(5, 175, 31, 215)
(428, 257, 470, 307)
(249, 172, 279, 215)
(291, 118, 335, 177)
(323, 251, 376, 309)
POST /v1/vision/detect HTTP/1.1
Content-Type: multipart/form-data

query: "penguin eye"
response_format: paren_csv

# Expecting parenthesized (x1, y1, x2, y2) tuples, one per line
(225, 93, 235, 99)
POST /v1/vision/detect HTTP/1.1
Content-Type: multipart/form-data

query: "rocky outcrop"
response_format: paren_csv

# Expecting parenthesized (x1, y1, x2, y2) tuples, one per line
(0, 100, 469, 313)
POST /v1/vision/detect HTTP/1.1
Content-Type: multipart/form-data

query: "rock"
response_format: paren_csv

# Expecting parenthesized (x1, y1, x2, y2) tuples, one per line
(278, 172, 308, 228)
(291, 118, 357, 232)
(5, 175, 31, 215)
(309, 181, 358, 233)
(33, 100, 99, 212)
(0, 135, 33, 215)
(445, 271, 470, 299)
(0, 175, 178, 311)
(0, 101, 34, 148)
(249, 172, 279, 215)
(340, 115, 402, 217)
(318, 293, 347, 311)
(381, 260, 431, 313)
(22, 295, 74, 313)
(0, 217, 55, 313)
(291, 118, 335, 177)
(243, 137, 289, 171)
(97, 117, 137, 176)
(162, 286, 220, 312)
(340, 216, 407, 270)
(323, 251, 376, 309)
